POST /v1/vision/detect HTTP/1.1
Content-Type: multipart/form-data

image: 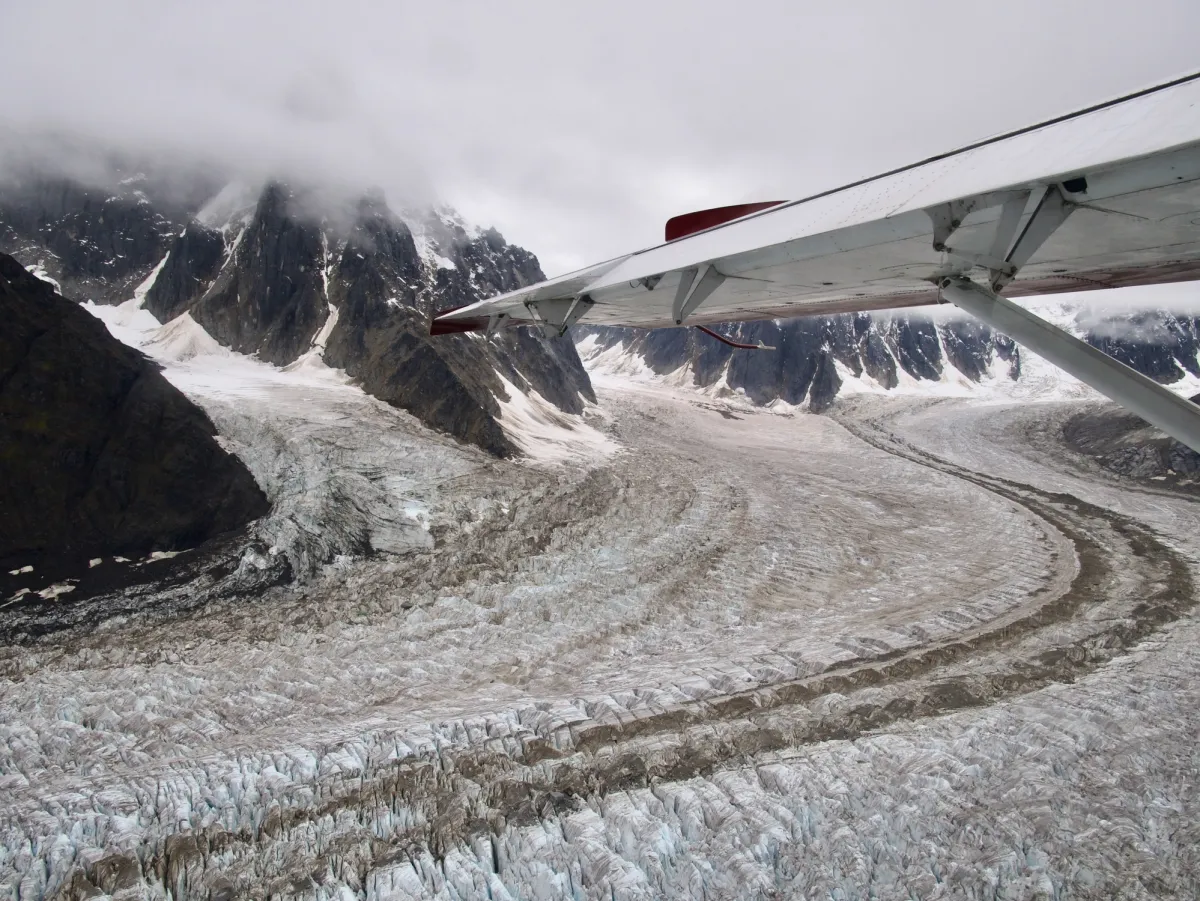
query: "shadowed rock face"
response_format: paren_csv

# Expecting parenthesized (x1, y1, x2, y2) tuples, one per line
(0, 178, 182, 304)
(321, 196, 513, 455)
(58, 182, 597, 457)
(187, 184, 331, 365)
(580, 303, 1200, 412)
(430, 224, 594, 416)
(1064, 404, 1200, 483)
(0, 252, 268, 578)
(143, 220, 226, 322)
(1084, 311, 1200, 383)
(322, 197, 593, 457)
(0, 174, 594, 456)
(580, 314, 1020, 411)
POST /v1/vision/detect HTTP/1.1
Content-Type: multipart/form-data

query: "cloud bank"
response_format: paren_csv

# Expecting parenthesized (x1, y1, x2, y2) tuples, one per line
(2, 0, 1198, 276)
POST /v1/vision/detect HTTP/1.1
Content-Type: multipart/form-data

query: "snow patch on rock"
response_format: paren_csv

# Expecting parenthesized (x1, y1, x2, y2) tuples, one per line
(141, 312, 230, 362)
(131, 251, 170, 304)
(83, 297, 162, 346)
(495, 373, 617, 465)
(23, 262, 61, 294)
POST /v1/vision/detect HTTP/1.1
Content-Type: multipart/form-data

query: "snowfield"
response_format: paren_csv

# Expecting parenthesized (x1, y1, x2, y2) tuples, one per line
(2, 310, 1200, 899)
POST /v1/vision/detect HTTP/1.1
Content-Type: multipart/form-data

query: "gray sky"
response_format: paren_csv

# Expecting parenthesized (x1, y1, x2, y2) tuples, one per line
(2, 0, 1199, 276)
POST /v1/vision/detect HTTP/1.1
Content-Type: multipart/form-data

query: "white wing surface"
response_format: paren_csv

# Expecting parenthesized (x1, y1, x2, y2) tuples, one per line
(435, 70, 1200, 334)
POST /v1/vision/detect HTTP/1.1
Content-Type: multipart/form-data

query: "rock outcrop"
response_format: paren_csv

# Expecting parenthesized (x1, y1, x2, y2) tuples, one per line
(323, 199, 593, 455)
(142, 219, 226, 322)
(138, 185, 594, 456)
(183, 183, 331, 365)
(1064, 404, 1200, 483)
(321, 195, 513, 455)
(0, 173, 597, 458)
(0, 252, 268, 581)
(0, 176, 184, 304)
(580, 301, 1200, 412)
(579, 314, 1020, 411)
(1081, 310, 1200, 383)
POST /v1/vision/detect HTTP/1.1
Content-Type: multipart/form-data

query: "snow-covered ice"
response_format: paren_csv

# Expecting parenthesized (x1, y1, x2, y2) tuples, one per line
(495, 373, 618, 465)
(3, 307, 1200, 899)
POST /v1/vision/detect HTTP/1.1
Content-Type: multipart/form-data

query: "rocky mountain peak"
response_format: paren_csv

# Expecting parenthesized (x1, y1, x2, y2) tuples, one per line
(578, 298, 1200, 413)
(0, 175, 182, 304)
(0, 175, 596, 457)
(0, 250, 267, 589)
(336, 193, 424, 298)
(184, 180, 329, 365)
(579, 311, 1021, 412)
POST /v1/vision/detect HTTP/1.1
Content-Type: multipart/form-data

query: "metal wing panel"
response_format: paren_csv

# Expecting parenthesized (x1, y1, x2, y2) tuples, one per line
(586, 74, 1200, 294)
(436, 71, 1200, 332)
(886, 83, 1200, 218)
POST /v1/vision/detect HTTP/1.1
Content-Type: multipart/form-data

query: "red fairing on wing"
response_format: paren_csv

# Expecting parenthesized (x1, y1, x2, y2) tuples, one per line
(665, 201, 786, 242)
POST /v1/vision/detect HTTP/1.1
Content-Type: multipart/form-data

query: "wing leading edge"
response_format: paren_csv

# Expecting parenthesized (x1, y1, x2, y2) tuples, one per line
(435, 70, 1200, 336)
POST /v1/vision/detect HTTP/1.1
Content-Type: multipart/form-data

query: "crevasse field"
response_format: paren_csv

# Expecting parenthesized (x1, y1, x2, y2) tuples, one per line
(3, 303, 1199, 900)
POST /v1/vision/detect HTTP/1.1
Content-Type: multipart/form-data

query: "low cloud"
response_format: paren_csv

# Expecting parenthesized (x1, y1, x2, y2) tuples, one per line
(2, 0, 1198, 275)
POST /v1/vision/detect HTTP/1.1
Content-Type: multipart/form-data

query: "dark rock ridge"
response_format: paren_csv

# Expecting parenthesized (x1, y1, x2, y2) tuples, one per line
(580, 303, 1200, 411)
(0, 176, 186, 304)
(321, 197, 595, 456)
(142, 219, 226, 322)
(578, 314, 1020, 412)
(23, 179, 596, 456)
(322, 195, 515, 455)
(0, 252, 268, 583)
(183, 183, 331, 365)
(1064, 405, 1200, 484)
(1080, 310, 1200, 383)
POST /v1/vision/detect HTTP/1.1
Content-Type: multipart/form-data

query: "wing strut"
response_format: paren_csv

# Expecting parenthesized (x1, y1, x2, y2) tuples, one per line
(941, 277, 1200, 453)
(673, 264, 727, 325)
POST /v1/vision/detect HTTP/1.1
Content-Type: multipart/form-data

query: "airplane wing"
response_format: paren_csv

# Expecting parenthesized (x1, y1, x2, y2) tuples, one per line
(434, 70, 1200, 453)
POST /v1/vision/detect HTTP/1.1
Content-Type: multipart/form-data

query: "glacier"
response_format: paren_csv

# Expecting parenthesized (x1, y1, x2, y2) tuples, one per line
(2, 301, 1199, 898)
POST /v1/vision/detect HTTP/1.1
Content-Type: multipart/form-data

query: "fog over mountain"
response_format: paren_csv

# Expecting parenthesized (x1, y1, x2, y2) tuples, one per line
(0, 169, 596, 458)
(4, 1, 1199, 275)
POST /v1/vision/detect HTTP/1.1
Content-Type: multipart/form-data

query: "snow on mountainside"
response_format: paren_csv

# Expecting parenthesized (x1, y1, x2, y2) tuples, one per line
(0, 175, 596, 456)
(577, 296, 1200, 411)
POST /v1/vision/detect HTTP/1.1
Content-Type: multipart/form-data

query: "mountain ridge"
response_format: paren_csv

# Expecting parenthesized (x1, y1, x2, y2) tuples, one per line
(0, 251, 268, 592)
(577, 301, 1200, 412)
(0, 174, 596, 457)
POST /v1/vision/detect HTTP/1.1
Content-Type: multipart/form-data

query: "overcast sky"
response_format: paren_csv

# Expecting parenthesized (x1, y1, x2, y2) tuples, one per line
(2, 0, 1198, 277)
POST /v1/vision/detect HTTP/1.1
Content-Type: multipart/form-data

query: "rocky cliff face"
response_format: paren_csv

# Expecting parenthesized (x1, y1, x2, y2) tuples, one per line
(0, 252, 268, 589)
(185, 183, 331, 365)
(0, 177, 596, 457)
(1064, 404, 1200, 484)
(160, 186, 593, 456)
(579, 313, 1020, 411)
(579, 303, 1200, 411)
(321, 195, 516, 455)
(1078, 309, 1200, 383)
(0, 176, 184, 304)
